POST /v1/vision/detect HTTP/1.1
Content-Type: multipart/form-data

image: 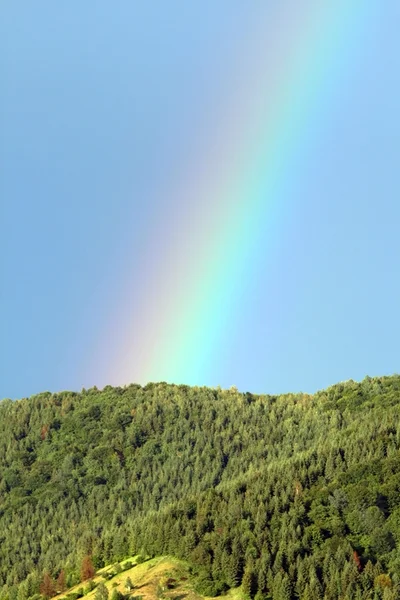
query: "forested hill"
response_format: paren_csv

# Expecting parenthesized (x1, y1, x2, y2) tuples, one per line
(1, 376, 400, 600)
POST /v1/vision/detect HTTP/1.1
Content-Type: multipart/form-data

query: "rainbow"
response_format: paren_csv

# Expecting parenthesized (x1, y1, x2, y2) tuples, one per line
(91, 0, 376, 389)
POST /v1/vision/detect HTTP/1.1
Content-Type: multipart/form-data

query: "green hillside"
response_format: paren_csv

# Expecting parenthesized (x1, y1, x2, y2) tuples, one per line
(1, 376, 400, 599)
(53, 555, 214, 600)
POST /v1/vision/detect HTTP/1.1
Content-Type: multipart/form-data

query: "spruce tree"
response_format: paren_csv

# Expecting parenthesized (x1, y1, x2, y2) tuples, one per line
(95, 583, 109, 600)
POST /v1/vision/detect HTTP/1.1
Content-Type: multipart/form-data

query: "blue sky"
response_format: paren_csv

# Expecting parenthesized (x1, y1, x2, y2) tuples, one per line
(1, 2, 399, 399)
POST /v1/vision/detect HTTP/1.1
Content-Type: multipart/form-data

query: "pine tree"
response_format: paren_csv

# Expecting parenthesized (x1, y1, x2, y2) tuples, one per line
(309, 567, 323, 600)
(95, 582, 109, 600)
(300, 584, 312, 600)
(362, 560, 375, 590)
(16, 580, 28, 600)
(279, 574, 292, 600)
(241, 562, 256, 599)
(382, 587, 397, 600)
(257, 561, 267, 594)
(112, 532, 128, 562)
(56, 570, 66, 593)
(40, 573, 55, 599)
(80, 556, 95, 582)
(125, 577, 134, 591)
(221, 551, 240, 588)
(272, 572, 292, 600)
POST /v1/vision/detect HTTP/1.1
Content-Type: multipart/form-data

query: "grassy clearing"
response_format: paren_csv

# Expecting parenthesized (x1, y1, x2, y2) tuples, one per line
(53, 556, 235, 600)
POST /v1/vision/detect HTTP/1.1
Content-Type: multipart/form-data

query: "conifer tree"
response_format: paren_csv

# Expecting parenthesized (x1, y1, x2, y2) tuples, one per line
(56, 570, 66, 593)
(125, 577, 133, 591)
(95, 582, 109, 600)
(80, 556, 95, 582)
(40, 573, 55, 599)
(241, 562, 256, 599)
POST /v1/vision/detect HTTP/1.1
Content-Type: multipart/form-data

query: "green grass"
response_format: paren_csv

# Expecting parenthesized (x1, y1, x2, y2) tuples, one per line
(54, 556, 241, 600)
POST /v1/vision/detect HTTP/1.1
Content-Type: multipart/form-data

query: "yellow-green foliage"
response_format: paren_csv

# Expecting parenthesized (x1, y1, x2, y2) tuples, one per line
(56, 557, 212, 600)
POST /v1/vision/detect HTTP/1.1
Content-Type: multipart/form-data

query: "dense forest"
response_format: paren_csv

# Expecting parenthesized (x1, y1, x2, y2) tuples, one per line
(1, 376, 400, 600)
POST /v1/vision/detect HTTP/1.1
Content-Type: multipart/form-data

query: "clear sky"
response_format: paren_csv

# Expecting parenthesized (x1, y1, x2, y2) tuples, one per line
(1, 1, 399, 399)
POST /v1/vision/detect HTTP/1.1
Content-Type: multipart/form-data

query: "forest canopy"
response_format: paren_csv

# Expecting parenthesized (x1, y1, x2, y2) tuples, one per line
(1, 375, 400, 600)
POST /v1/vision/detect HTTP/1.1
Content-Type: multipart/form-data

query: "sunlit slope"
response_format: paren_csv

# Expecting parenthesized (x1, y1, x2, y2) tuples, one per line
(53, 557, 245, 600)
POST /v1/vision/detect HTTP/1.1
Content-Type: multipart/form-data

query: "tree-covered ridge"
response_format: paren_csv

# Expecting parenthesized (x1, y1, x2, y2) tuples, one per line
(1, 375, 400, 600)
